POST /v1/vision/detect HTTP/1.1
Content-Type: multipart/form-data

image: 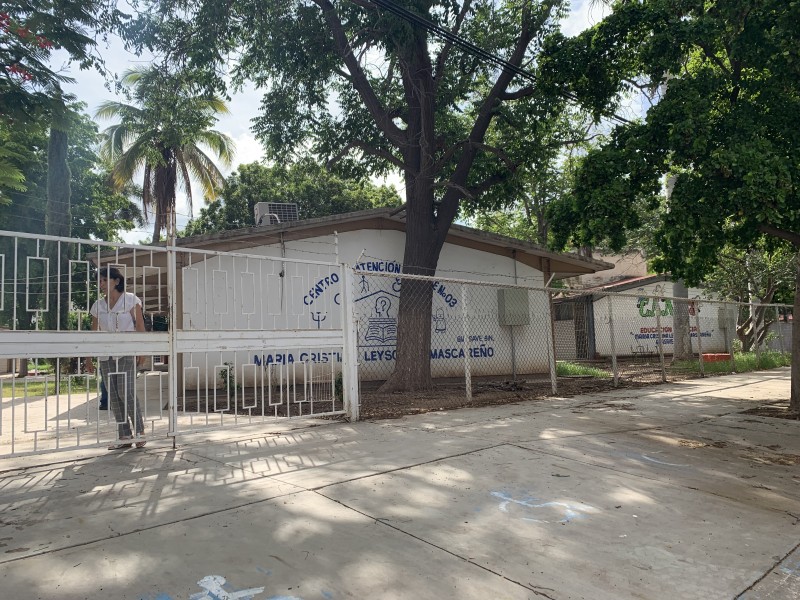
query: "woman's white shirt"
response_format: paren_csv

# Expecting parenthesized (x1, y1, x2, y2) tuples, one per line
(90, 292, 141, 333)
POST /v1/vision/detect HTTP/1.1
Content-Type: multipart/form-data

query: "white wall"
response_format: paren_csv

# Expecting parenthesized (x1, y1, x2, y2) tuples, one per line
(592, 281, 733, 357)
(180, 228, 553, 387)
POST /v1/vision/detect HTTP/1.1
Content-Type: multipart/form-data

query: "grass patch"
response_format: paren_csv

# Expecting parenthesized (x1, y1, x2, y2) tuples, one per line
(557, 361, 612, 378)
(672, 351, 791, 375)
(2, 376, 98, 398)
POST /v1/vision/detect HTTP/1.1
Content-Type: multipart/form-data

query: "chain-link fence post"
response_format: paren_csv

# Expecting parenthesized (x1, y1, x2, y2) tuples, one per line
(167, 239, 178, 447)
(694, 300, 704, 377)
(607, 295, 619, 387)
(545, 288, 558, 394)
(341, 265, 360, 421)
(655, 295, 667, 382)
(461, 283, 472, 403)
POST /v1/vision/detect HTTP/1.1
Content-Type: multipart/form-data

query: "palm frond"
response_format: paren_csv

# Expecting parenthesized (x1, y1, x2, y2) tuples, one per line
(195, 130, 236, 167)
(110, 137, 151, 190)
(95, 100, 144, 122)
(181, 145, 226, 200)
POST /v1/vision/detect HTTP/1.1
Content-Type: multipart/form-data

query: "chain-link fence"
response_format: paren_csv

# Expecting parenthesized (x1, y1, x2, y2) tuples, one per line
(352, 268, 792, 417)
(354, 270, 556, 417)
(554, 290, 792, 385)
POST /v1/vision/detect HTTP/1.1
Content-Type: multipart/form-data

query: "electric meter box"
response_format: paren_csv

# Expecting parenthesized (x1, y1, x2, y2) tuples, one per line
(497, 288, 530, 326)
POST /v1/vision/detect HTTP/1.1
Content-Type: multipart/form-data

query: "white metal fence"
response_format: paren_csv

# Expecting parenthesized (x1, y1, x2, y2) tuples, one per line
(0, 231, 357, 457)
(0, 229, 792, 456)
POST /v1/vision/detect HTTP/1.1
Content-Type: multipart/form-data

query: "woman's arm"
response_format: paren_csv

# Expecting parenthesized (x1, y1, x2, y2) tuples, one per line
(133, 304, 146, 333)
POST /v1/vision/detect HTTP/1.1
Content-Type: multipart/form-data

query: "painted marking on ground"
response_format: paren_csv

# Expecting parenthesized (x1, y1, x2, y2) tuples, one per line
(491, 491, 599, 523)
(638, 454, 689, 467)
(188, 575, 266, 600)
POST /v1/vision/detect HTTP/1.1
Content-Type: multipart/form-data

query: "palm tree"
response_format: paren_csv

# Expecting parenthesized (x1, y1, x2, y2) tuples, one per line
(96, 67, 235, 241)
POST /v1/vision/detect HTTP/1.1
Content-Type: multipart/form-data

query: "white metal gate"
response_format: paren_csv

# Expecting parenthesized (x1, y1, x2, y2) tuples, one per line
(0, 231, 358, 457)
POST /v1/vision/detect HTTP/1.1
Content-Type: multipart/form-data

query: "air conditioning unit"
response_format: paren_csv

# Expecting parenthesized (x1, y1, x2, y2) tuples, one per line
(254, 202, 299, 226)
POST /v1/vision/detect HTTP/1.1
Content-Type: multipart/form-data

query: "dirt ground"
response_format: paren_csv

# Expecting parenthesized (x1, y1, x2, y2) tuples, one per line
(361, 376, 639, 420)
(179, 368, 798, 422)
(742, 400, 800, 420)
(360, 371, 799, 421)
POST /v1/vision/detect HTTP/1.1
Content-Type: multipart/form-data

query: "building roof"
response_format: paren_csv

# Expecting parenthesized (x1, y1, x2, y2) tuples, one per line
(175, 207, 614, 278)
(103, 208, 614, 313)
(581, 274, 670, 294)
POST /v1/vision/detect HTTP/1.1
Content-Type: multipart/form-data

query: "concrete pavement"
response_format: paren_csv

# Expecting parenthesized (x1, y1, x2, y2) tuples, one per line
(0, 370, 797, 599)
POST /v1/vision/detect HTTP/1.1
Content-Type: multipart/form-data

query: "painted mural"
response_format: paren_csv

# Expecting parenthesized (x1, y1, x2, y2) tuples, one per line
(179, 229, 552, 387)
(592, 282, 734, 358)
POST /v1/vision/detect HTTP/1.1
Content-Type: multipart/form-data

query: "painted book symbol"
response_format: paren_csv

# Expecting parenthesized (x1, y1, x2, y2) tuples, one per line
(365, 319, 397, 343)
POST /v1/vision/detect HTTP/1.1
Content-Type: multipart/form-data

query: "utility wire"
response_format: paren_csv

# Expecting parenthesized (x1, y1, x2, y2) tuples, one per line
(365, 0, 633, 126)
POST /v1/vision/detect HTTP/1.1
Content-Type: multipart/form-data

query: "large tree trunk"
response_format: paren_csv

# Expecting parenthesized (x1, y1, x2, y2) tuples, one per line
(153, 212, 163, 244)
(152, 156, 177, 243)
(43, 109, 71, 333)
(791, 252, 799, 412)
(379, 179, 443, 393)
(735, 285, 777, 351)
(43, 100, 72, 394)
(378, 31, 443, 393)
(350, 3, 537, 394)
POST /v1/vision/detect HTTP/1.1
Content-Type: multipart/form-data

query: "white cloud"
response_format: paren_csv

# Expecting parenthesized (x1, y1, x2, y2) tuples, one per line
(561, 0, 610, 37)
(226, 131, 266, 173)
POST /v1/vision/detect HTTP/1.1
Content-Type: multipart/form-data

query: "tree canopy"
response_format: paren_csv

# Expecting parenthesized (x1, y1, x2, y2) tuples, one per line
(0, 104, 143, 335)
(182, 160, 401, 237)
(0, 0, 123, 121)
(1, 0, 126, 200)
(548, 0, 799, 272)
(132, 0, 622, 390)
(96, 66, 235, 242)
(546, 0, 800, 409)
(0, 103, 143, 239)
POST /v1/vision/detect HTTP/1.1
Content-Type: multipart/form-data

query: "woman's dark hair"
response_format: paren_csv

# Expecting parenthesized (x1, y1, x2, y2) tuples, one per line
(99, 267, 125, 292)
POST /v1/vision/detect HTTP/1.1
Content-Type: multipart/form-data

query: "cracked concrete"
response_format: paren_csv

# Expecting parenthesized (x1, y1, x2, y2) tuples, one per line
(0, 369, 797, 599)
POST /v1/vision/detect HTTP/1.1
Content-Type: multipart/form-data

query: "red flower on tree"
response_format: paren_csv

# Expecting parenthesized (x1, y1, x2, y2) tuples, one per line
(6, 63, 33, 82)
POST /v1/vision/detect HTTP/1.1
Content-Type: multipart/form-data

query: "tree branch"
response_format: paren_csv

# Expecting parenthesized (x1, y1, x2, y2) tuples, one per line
(433, 0, 473, 88)
(435, 1, 559, 241)
(499, 85, 535, 101)
(697, 41, 731, 76)
(545, 133, 601, 148)
(470, 142, 516, 170)
(313, 0, 406, 147)
(758, 224, 800, 247)
(467, 169, 518, 197)
(326, 139, 408, 173)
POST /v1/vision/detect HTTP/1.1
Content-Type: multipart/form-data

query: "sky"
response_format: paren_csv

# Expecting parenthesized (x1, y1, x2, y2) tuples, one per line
(62, 0, 611, 244)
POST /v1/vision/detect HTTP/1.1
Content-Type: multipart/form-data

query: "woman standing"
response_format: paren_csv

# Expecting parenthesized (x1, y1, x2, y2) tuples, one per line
(84, 267, 147, 449)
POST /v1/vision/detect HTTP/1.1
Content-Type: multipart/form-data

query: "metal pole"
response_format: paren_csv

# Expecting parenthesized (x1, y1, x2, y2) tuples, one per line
(545, 289, 558, 394)
(340, 265, 360, 421)
(655, 296, 666, 382)
(510, 252, 518, 380)
(607, 295, 618, 387)
(694, 301, 704, 377)
(728, 302, 736, 374)
(167, 212, 178, 449)
(461, 284, 472, 403)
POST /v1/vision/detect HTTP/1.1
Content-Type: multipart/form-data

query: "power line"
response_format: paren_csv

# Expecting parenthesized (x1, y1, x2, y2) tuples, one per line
(364, 0, 633, 126)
